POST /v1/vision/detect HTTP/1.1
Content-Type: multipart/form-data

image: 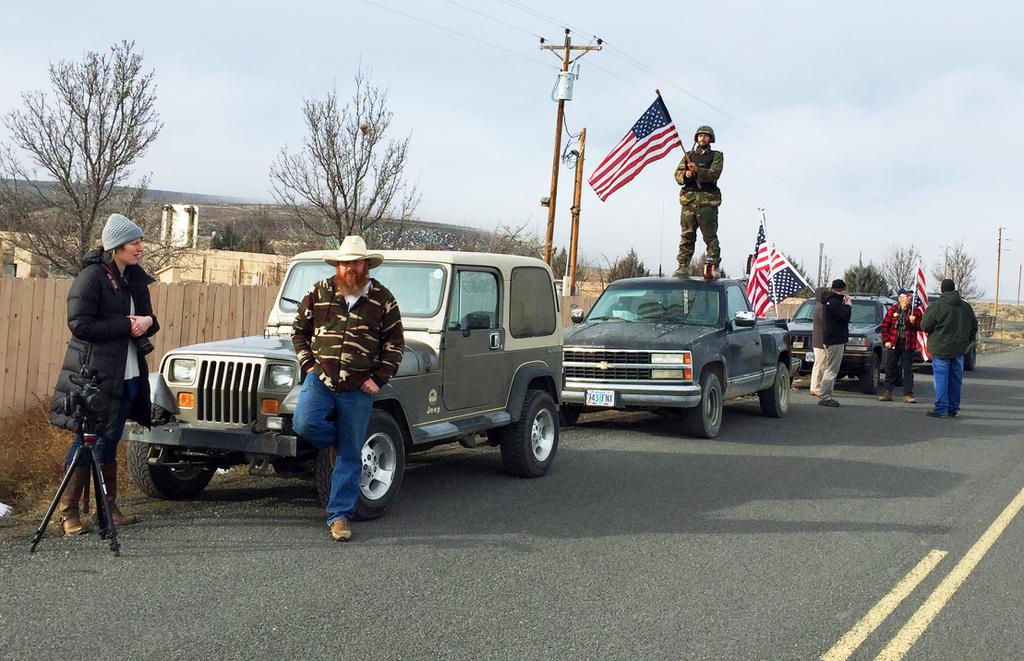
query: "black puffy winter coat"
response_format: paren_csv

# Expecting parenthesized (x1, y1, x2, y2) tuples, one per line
(812, 287, 852, 348)
(50, 250, 160, 438)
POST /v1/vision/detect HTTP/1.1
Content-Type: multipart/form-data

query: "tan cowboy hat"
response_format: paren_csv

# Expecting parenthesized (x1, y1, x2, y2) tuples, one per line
(322, 235, 384, 269)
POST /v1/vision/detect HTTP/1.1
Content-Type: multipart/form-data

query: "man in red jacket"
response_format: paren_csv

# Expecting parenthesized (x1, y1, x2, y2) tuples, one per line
(879, 288, 923, 403)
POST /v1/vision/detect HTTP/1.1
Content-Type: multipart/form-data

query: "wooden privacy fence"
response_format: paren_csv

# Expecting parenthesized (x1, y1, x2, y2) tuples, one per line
(0, 278, 279, 418)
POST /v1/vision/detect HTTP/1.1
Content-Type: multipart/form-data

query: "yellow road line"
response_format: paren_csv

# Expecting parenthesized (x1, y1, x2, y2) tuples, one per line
(876, 486, 1024, 660)
(821, 550, 947, 661)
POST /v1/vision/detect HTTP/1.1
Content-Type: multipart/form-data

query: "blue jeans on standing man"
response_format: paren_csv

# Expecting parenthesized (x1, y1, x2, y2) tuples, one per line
(65, 377, 140, 466)
(293, 375, 374, 525)
(931, 355, 964, 416)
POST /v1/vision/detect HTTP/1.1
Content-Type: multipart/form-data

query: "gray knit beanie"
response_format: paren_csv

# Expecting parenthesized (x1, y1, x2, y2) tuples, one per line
(101, 213, 144, 251)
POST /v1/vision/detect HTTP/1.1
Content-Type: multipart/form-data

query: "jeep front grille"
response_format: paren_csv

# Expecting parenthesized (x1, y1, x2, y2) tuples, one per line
(196, 359, 262, 424)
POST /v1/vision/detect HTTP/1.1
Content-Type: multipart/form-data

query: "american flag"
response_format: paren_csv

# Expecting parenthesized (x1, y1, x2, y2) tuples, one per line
(746, 221, 810, 318)
(913, 264, 930, 360)
(588, 96, 682, 201)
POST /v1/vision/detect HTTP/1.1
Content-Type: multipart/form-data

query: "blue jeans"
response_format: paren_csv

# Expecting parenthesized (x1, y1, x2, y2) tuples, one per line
(65, 377, 140, 466)
(931, 355, 964, 416)
(292, 376, 374, 525)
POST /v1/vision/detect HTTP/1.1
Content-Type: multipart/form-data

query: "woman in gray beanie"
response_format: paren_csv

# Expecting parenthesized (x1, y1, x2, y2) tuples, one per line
(50, 213, 160, 535)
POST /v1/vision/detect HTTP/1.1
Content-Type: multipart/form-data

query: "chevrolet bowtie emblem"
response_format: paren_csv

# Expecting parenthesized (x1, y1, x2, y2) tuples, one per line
(596, 361, 611, 370)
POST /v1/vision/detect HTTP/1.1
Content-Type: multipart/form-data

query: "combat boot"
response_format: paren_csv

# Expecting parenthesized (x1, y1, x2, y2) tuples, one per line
(101, 463, 139, 526)
(57, 467, 91, 536)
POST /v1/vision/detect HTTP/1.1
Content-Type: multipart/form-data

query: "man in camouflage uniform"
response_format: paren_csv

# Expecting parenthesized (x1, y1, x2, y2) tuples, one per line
(292, 235, 404, 541)
(673, 126, 724, 277)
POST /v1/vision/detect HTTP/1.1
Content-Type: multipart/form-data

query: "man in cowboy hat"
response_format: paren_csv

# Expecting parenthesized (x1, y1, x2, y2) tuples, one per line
(673, 125, 724, 277)
(291, 235, 405, 541)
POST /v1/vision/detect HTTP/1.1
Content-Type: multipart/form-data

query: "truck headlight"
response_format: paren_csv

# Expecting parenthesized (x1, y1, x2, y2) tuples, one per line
(651, 352, 691, 365)
(846, 337, 869, 350)
(265, 363, 296, 390)
(168, 359, 197, 384)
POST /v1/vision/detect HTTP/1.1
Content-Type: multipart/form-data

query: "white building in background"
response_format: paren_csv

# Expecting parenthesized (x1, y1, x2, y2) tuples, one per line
(160, 204, 200, 248)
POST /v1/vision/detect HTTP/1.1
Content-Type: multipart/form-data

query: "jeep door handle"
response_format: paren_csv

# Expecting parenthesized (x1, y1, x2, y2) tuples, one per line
(489, 331, 501, 350)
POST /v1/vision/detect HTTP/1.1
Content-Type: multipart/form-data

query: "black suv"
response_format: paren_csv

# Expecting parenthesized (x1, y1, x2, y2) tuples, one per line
(787, 295, 894, 394)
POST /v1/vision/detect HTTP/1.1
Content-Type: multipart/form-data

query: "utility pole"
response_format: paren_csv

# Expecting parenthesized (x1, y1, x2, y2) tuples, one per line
(995, 227, 1004, 321)
(1016, 263, 1021, 307)
(816, 242, 824, 288)
(540, 30, 602, 264)
(568, 128, 586, 296)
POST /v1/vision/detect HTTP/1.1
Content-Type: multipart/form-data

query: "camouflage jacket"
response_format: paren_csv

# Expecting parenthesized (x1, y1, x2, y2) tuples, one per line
(292, 277, 405, 391)
(675, 148, 724, 206)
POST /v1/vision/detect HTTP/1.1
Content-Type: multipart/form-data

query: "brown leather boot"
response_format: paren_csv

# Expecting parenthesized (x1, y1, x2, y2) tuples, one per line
(878, 390, 893, 402)
(58, 467, 91, 536)
(330, 519, 352, 542)
(101, 463, 139, 526)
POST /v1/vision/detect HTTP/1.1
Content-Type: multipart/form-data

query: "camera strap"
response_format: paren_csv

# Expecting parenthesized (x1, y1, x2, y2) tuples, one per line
(100, 263, 121, 293)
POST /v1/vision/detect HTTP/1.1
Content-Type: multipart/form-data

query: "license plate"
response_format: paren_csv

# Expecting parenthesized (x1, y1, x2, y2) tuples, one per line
(585, 389, 616, 407)
(793, 339, 804, 348)
(805, 351, 815, 363)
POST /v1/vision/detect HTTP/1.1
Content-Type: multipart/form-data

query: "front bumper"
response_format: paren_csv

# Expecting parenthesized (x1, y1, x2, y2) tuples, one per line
(792, 348, 872, 374)
(562, 380, 702, 409)
(127, 421, 299, 457)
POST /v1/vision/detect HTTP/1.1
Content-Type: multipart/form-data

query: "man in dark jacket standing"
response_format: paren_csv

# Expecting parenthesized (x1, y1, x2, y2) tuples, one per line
(811, 279, 852, 407)
(921, 278, 978, 418)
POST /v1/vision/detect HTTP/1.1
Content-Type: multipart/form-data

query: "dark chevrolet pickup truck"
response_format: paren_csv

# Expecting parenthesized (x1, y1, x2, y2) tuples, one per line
(561, 277, 798, 438)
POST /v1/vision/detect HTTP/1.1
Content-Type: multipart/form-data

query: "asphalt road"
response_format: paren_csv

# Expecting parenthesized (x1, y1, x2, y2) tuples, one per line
(2, 350, 1023, 660)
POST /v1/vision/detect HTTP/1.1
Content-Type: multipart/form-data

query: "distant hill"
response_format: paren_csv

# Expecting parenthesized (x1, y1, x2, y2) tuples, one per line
(2, 179, 256, 206)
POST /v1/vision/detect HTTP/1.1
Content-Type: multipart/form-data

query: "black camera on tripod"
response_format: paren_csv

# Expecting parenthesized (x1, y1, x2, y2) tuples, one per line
(60, 365, 108, 431)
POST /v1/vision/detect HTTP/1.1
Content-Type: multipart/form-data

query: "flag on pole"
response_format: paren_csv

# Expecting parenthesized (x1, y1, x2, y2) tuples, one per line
(746, 221, 810, 318)
(914, 264, 931, 360)
(588, 96, 682, 201)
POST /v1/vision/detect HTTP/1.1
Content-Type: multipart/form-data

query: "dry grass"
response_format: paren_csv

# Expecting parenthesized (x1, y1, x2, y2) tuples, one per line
(0, 401, 134, 516)
(972, 302, 1024, 321)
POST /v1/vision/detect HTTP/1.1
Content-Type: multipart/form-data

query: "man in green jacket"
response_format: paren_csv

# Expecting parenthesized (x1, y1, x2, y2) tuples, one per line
(921, 278, 978, 418)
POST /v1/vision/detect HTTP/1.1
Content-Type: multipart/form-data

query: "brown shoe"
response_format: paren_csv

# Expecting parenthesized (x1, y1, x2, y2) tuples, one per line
(903, 395, 917, 404)
(878, 391, 893, 402)
(101, 464, 139, 526)
(809, 390, 822, 397)
(330, 519, 352, 542)
(58, 467, 91, 536)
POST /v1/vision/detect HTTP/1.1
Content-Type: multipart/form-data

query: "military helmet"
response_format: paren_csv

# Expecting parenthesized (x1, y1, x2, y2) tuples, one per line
(694, 125, 716, 143)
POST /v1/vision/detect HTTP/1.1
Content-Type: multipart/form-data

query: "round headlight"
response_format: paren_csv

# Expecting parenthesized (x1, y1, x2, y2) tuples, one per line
(266, 364, 296, 390)
(169, 359, 196, 384)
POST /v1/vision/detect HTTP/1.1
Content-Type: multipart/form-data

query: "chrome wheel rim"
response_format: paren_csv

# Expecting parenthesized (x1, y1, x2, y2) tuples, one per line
(531, 408, 556, 462)
(360, 432, 397, 501)
(778, 369, 790, 412)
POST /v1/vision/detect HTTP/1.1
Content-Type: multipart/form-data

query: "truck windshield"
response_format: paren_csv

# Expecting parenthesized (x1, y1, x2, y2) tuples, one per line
(587, 285, 721, 326)
(791, 299, 878, 323)
(278, 261, 448, 317)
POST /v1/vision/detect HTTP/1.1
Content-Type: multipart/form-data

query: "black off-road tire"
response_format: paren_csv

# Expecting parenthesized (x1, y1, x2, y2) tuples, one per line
(964, 344, 977, 371)
(126, 440, 215, 500)
(314, 409, 406, 521)
(682, 370, 724, 439)
(859, 352, 882, 394)
(498, 390, 559, 478)
(560, 404, 582, 427)
(758, 361, 790, 418)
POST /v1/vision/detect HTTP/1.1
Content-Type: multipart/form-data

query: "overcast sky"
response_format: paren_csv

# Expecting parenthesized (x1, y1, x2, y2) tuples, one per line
(2, 1, 1021, 297)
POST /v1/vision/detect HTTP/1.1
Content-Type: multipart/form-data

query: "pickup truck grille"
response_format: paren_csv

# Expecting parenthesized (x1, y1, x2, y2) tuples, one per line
(563, 347, 659, 381)
(196, 359, 262, 424)
(563, 349, 652, 365)
(564, 366, 653, 380)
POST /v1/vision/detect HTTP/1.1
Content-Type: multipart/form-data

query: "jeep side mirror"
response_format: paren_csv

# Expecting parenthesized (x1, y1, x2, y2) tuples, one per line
(733, 311, 756, 327)
(570, 308, 585, 325)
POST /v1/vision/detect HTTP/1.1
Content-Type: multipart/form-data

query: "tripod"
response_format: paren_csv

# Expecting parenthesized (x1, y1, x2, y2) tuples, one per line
(30, 428, 120, 556)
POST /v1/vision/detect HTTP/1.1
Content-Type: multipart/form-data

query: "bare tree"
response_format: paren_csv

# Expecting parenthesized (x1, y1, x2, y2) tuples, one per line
(270, 72, 420, 247)
(881, 243, 922, 292)
(607, 248, 651, 283)
(0, 41, 163, 275)
(932, 239, 984, 300)
(820, 253, 833, 287)
(459, 221, 544, 257)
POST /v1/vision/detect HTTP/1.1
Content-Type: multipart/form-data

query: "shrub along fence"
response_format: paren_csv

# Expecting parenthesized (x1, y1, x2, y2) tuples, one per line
(0, 278, 279, 418)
